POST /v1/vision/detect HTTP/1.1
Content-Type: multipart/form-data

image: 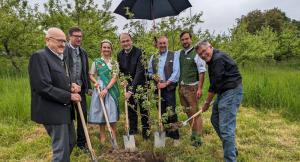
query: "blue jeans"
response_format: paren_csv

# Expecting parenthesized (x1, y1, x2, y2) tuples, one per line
(211, 85, 243, 162)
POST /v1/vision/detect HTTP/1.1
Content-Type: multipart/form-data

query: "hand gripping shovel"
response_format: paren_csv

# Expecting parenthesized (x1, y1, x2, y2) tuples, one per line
(76, 102, 98, 162)
(96, 87, 118, 149)
(154, 88, 166, 148)
(170, 101, 215, 130)
(123, 87, 136, 151)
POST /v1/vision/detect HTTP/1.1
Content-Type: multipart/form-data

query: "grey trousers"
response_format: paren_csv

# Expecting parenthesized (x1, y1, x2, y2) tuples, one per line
(44, 122, 76, 162)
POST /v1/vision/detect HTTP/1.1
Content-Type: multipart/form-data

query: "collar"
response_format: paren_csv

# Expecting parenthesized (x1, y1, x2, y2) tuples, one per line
(68, 43, 78, 50)
(124, 46, 133, 54)
(48, 47, 63, 60)
(183, 47, 194, 54)
(207, 49, 218, 65)
(101, 56, 111, 63)
(159, 50, 168, 56)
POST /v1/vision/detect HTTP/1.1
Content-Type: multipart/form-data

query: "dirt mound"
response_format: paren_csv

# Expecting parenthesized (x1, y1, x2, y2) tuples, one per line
(99, 149, 166, 162)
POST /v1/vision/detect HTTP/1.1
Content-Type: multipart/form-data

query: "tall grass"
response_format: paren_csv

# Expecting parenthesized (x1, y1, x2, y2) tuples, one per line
(241, 62, 300, 121)
(0, 61, 299, 122)
(0, 75, 30, 123)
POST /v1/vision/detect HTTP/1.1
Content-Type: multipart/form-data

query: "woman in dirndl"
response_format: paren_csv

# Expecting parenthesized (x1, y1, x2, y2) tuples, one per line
(88, 39, 119, 144)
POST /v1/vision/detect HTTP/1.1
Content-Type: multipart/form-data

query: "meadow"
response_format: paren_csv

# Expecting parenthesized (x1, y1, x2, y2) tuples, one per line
(0, 61, 299, 161)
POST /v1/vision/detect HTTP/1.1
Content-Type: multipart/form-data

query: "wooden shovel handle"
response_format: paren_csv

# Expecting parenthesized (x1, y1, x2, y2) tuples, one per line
(96, 87, 114, 137)
(124, 87, 129, 133)
(76, 102, 97, 160)
(184, 101, 215, 124)
(158, 88, 163, 132)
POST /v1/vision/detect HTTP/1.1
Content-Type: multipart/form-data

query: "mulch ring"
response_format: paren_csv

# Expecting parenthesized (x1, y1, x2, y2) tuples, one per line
(99, 149, 166, 162)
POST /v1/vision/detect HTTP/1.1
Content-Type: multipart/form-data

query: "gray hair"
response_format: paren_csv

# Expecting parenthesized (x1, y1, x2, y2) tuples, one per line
(195, 40, 211, 51)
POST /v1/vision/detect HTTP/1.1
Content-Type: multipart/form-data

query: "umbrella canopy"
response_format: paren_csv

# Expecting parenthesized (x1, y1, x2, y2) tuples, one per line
(114, 0, 192, 20)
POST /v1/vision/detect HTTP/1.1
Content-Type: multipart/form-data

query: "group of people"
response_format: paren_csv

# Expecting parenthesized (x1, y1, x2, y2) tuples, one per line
(28, 26, 243, 162)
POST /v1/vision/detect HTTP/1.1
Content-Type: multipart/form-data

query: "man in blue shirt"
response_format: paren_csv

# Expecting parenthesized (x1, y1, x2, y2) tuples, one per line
(148, 36, 180, 145)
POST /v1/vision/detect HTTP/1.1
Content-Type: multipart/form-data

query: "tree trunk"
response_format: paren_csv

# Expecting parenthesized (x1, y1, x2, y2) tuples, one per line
(3, 39, 21, 73)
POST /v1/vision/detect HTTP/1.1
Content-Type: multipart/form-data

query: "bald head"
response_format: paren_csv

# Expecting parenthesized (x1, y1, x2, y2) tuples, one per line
(46, 27, 66, 39)
(119, 32, 133, 52)
(158, 36, 168, 43)
(45, 27, 66, 55)
(119, 33, 131, 40)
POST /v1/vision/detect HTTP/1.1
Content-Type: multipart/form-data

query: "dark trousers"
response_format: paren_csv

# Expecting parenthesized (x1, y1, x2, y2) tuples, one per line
(160, 88, 180, 139)
(128, 94, 150, 137)
(74, 91, 87, 147)
(44, 122, 76, 162)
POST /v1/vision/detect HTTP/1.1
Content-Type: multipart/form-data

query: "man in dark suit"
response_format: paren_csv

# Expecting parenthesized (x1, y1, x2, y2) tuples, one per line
(64, 27, 91, 149)
(148, 36, 180, 146)
(117, 33, 150, 139)
(28, 27, 81, 162)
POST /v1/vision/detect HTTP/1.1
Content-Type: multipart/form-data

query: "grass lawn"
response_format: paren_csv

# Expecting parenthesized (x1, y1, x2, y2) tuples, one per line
(1, 107, 299, 162)
(0, 61, 299, 161)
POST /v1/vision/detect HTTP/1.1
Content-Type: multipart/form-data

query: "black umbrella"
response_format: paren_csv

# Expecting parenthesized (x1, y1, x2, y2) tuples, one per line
(114, 0, 192, 20)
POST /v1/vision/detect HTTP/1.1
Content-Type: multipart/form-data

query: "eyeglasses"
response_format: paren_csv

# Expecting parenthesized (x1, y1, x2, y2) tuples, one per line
(198, 47, 210, 56)
(71, 34, 82, 38)
(49, 37, 67, 44)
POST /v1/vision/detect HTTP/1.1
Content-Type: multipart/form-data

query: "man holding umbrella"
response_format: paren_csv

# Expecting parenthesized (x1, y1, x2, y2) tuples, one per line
(117, 33, 150, 139)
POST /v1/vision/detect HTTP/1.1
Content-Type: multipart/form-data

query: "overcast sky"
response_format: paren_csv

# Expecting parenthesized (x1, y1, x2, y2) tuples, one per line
(31, 0, 300, 34)
(109, 0, 300, 34)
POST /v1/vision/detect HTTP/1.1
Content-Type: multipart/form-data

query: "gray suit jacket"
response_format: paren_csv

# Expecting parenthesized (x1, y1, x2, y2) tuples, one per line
(64, 44, 91, 93)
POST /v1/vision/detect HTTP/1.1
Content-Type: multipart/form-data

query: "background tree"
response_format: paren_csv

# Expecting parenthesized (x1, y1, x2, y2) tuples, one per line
(237, 10, 265, 34)
(41, 0, 118, 59)
(220, 22, 278, 63)
(237, 8, 290, 34)
(0, 0, 43, 72)
(229, 8, 300, 62)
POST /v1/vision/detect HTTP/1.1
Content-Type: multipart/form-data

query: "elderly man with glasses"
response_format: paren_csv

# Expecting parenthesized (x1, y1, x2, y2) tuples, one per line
(197, 40, 243, 162)
(28, 27, 81, 162)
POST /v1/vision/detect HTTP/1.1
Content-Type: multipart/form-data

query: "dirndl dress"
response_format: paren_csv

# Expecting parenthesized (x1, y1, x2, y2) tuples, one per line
(88, 58, 119, 124)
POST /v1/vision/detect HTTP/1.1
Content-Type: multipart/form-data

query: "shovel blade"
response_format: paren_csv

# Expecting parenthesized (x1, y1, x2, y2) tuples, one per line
(111, 138, 118, 149)
(123, 135, 136, 151)
(154, 131, 166, 148)
(91, 155, 98, 162)
(89, 150, 98, 162)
